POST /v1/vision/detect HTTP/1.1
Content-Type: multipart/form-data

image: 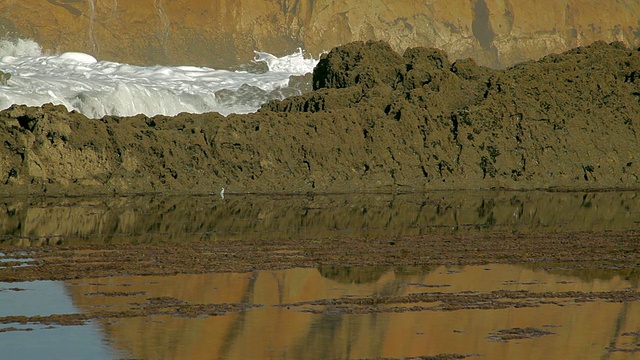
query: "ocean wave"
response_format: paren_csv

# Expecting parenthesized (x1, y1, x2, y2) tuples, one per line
(0, 39, 318, 118)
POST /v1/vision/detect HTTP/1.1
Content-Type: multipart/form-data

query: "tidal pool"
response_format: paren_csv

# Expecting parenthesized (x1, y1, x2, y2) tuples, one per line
(1, 264, 639, 359)
(0, 191, 639, 359)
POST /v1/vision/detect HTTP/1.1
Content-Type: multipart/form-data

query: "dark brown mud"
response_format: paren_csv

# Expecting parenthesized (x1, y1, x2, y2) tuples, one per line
(1, 229, 639, 282)
(1, 41, 640, 196)
(0, 296, 257, 323)
(486, 327, 555, 343)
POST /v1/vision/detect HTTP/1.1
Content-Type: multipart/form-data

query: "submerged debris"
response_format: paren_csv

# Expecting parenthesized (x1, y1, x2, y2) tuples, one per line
(487, 327, 555, 342)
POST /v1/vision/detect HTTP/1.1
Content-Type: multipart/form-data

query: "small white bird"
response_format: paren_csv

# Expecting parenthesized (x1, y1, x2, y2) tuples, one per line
(220, 187, 225, 199)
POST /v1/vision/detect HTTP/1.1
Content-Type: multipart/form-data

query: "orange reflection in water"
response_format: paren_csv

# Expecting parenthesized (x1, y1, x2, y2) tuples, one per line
(66, 265, 640, 359)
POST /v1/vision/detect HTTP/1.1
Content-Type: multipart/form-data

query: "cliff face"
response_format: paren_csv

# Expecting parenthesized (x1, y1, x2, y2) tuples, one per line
(1, 41, 639, 196)
(0, 0, 639, 68)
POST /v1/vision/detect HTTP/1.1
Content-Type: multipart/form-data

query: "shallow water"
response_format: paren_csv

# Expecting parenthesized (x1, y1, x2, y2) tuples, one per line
(0, 280, 127, 359)
(1, 264, 639, 359)
(1, 191, 639, 359)
(1, 190, 638, 246)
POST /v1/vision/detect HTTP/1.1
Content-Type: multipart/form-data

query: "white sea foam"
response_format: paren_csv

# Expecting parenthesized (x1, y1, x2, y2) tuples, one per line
(0, 38, 43, 58)
(0, 38, 318, 118)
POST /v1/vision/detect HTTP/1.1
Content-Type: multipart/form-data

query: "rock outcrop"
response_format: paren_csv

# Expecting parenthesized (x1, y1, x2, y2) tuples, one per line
(1, 40, 639, 195)
(0, 71, 10, 85)
(0, 0, 639, 68)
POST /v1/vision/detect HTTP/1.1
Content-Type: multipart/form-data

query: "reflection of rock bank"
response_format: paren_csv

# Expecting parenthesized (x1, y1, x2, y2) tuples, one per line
(1, 192, 638, 246)
(1, 41, 640, 195)
(64, 266, 640, 359)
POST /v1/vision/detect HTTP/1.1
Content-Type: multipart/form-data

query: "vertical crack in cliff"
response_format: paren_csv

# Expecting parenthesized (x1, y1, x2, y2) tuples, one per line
(472, 0, 499, 66)
(88, 0, 97, 52)
(154, 0, 170, 57)
(46, 0, 81, 16)
(279, 0, 301, 15)
(472, 0, 494, 50)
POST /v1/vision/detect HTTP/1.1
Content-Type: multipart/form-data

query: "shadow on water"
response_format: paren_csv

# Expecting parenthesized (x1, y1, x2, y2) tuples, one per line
(0, 190, 638, 245)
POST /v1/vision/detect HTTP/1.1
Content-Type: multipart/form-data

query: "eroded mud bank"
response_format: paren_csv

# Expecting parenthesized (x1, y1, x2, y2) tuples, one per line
(1, 41, 640, 195)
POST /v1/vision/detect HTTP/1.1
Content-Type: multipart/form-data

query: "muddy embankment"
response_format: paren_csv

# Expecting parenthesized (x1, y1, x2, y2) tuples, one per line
(1, 40, 640, 196)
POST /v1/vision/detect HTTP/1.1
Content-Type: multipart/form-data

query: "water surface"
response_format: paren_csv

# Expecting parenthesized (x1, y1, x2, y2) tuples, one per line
(1, 191, 638, 246)
(1, 191, 639, 359)
(0, 280, 127, 359)
(1, 264, 639, 359)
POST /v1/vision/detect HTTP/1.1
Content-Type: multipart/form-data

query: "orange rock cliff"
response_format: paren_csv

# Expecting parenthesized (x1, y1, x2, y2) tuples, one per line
(1, 0, 639, 68)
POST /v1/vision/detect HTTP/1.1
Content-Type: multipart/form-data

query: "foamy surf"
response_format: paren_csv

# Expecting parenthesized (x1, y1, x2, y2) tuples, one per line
(0, 39, 318, 118)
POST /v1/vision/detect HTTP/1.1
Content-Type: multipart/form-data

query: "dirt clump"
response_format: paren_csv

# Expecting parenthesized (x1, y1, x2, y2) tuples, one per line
(1, 41, 640, 196)
(0, 297, 256, 328)
(486, 327, 555, 343)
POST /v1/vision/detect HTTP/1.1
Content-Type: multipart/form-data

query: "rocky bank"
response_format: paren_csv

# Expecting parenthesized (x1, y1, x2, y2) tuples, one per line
(1, 40, 640, 196)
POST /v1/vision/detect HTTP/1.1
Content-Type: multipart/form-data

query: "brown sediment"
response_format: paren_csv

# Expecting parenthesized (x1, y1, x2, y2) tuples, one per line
(1, 224, 639, 325)
(2, 217, 638, 353)
(84, 291, 146, 297)
(0, 229, 639, 282)
(0, 326, 34, 333)
(606, 331, 640, 353)
(278, 289, 640, 314)
(486, 327, 555, 342)
(365, 355, 473, 360)
(606, 347, 640, 353)
(0, 297, 259, 327)
(0, 231, 637, 358)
